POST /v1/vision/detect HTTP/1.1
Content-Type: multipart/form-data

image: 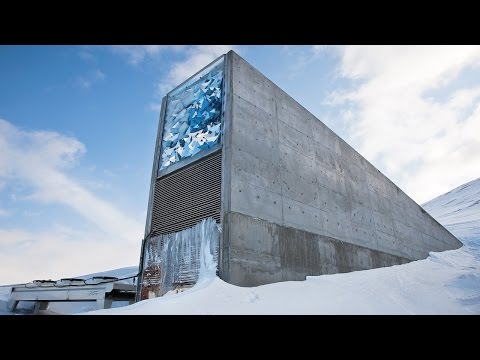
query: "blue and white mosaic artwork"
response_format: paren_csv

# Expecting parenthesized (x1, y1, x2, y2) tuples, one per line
(159, 59, 224, 171)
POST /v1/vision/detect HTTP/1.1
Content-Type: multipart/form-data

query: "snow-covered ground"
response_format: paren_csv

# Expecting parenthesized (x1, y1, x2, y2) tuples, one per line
(85, 178, 480, 315)
(1, 177, 479, 314)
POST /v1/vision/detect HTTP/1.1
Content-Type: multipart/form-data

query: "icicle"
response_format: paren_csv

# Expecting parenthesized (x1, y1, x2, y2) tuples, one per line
(140, 218, 220, 298)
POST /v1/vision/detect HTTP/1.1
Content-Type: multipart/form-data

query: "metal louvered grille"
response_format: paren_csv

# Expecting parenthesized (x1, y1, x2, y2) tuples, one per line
(151, 151, 222, 236)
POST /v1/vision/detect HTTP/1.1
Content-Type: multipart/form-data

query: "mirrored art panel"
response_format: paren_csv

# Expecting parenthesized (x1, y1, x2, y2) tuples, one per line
(159, 57, 224, 172)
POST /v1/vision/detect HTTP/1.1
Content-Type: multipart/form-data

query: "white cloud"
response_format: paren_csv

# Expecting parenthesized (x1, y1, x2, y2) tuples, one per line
(78, 49, 96, 62)
(0, 119, 143, 284)
(110, 45, 185, 65)
(328, 45, 480, 203)
(109, 45, 236, 110)
(0, 226, 139, 285)
(75, 69, 106, 89)
(311, 45, 330, 55)
(157, 45, 236, 95)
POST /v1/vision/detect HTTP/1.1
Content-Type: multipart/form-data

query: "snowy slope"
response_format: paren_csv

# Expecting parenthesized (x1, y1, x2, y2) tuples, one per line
(423, 177, 480, 244)
(86, 179, 480, 315)
(87, 256, 479, 314)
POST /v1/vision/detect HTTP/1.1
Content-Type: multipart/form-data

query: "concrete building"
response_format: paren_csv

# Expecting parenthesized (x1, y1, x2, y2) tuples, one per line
(137, 50, 462, 298)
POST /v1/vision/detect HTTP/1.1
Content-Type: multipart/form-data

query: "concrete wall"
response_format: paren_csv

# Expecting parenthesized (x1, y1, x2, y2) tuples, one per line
(221, 51, 462, 286)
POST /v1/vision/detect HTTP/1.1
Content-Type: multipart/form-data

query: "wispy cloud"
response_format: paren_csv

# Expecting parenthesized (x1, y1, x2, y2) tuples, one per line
(157, 45, 236, 94)
(75, 69, 106, 89)
(0, 119, 143, 284)
(110, 45, 185, 65)
(282, 45, 333, 77)
(0, 226, 139, 285)
(311, 45, 330, 54)
(108, 45, 236, 111)
(326, 45, 480, 203)
(78, 49, 96, 62)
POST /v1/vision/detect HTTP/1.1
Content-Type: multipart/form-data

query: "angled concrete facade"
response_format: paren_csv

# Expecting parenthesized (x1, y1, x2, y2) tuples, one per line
(140, 50, 462, 294)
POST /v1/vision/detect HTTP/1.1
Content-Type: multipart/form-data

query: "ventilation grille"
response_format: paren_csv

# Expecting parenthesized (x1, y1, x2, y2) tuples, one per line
(151, 151, 222, 236)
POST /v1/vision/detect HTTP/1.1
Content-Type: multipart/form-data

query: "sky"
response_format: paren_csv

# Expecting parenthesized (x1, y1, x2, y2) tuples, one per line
(1, 45, 480, 284)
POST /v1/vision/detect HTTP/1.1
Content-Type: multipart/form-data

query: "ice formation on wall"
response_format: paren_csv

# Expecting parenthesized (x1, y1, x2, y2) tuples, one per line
(159, 58, 224, 172)
(140, 218, 220, 299)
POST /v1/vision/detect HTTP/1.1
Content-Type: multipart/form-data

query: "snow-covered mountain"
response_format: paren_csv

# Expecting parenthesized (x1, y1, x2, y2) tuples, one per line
(2, 177, 479, 315)
(423, 177, 480, 244)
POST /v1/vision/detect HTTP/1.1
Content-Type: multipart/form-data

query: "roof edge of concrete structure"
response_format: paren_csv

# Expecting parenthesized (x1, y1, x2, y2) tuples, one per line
(227, 49, 462, 249)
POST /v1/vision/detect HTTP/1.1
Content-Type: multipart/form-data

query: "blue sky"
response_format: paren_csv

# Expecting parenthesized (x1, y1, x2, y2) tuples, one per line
(1, 45, 480, 284)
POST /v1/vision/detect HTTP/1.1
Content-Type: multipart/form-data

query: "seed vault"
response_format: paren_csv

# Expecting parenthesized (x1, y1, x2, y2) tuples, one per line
(137, 51, 462, 299)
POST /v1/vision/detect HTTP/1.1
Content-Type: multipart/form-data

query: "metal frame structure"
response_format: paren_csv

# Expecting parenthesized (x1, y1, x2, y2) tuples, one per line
(9, 282, 135, 314)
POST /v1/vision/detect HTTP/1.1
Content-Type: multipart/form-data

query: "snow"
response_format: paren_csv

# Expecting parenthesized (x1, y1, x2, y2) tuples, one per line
(423, 177, 480, 244)
(0, 287, 12, 315)
(45, 266, 138, 314)
(0, 266, 138, 315)
(84, 246, 478, 315)
(84, 178, 480, 315)
(2, 178, 479, 315)
(74, 266, 138, 284)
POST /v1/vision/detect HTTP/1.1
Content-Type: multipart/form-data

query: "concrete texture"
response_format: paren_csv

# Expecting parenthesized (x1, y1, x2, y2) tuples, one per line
(221, 50, 462, 286)
(143, 50, 463, 294)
